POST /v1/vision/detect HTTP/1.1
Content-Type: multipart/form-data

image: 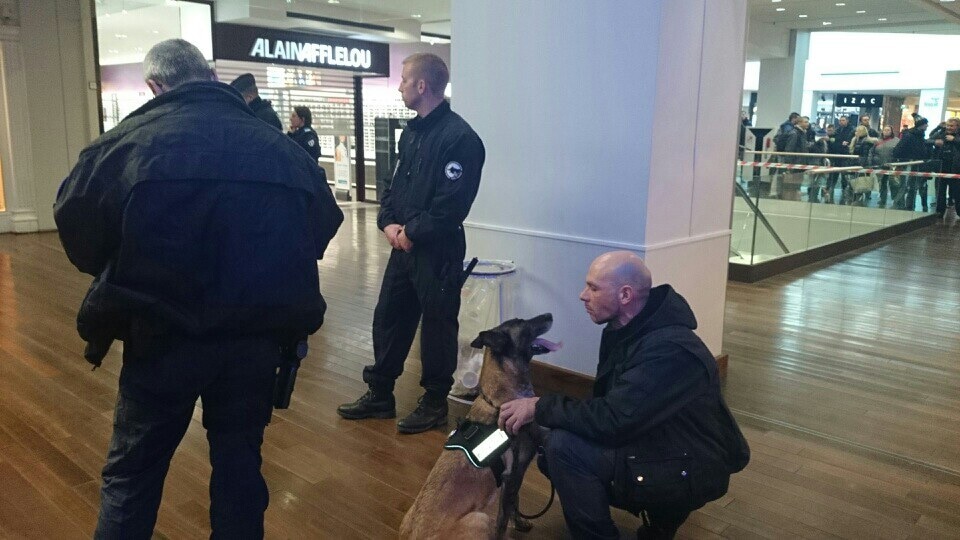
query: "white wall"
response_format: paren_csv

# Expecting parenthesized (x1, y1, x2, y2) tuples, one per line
(454, 0, 747, 374)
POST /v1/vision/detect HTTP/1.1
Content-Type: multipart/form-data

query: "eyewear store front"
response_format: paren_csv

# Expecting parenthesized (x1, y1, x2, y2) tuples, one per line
(95, 1, 397, 202)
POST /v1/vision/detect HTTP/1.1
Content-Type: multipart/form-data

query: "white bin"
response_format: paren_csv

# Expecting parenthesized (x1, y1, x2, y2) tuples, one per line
(449, 260, 518, 402)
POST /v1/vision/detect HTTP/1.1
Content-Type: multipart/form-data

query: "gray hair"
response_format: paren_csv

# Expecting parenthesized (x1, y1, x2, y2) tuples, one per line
(143, 39, 211, 90)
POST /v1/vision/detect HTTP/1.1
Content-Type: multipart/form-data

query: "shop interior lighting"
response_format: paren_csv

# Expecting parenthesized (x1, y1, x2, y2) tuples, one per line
(776, 7, 785, 11)
(798, 14, 808, 18)
(878, 17, 887, 21)
(412, 13, 422, 18)
(771, 0, 781, 3)
(328, 0, 340, 4)
(835, 2, 845, 6)
(856, 10, 866, 13)
(822, 21, 832, 25)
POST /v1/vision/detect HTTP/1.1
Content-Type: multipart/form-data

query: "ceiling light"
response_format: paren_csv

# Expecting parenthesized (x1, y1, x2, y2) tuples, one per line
(856, 10, 866, 13)
(941, 0, 956, 3)
(412, 13, 422, 18)
(152, 30, 159, 34)
(114, 34, 127, 38)
(835, 2, 845, 5)
(878, 17, 887, 21)
(776, 7, 785, 11)
(799, 14, 808, 18)
(772, 0, 782, 2)
(327, 0, 339, 3)
(822, 21, 832, 25)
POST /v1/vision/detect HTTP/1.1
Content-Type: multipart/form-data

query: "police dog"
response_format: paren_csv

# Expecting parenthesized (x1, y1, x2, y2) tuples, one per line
(399, 313, 558, 539)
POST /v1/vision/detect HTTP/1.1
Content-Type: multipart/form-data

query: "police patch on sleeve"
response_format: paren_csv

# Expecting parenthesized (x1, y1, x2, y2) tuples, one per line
(308, 139, 315, 147)
(444, 161, 463, 181)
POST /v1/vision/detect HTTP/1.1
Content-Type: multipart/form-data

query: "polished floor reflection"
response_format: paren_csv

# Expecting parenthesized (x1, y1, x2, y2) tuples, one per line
(0, 208, 958, 538)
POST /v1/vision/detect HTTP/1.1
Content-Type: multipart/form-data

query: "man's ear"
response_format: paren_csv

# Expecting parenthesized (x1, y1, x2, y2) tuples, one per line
(146, 79, 164, 97)
(471, 330, 510, 353)
(417, 79, 427, 96)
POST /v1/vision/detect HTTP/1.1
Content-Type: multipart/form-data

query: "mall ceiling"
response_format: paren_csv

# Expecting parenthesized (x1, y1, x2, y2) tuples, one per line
(95, 0, 960, 65)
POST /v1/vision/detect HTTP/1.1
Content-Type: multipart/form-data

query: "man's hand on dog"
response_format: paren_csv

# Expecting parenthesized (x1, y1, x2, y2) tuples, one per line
(499, 397, 539, 435)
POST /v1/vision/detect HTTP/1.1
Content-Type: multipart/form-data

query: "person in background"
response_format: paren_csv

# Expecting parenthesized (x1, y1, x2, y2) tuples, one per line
(930, 117, 960, 217)
(54, 39, 343, 538)
(873, 126, 900, 208)
(859, 114, 880, 138)
(893, 116, 932, 212)
(498, 251, 750, 540)
(230, 72, 283, 130)
(288, 106, 321, 163)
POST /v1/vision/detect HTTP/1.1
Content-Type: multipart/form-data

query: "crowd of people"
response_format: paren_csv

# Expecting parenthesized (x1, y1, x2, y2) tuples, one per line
(765, 111, 959, 216)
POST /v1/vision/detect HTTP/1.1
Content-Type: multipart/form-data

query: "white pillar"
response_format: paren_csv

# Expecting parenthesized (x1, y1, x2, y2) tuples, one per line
(0, 25, 39, 233)
(755, 31, 809, 128)
(453, 0, 747, 374)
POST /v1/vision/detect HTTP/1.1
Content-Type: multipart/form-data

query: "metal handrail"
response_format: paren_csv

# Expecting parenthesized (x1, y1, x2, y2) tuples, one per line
(733, 182, 789, 255)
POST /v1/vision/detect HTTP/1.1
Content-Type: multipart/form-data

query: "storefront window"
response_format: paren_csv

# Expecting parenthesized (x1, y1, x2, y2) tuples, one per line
(95, 0, 213, 131)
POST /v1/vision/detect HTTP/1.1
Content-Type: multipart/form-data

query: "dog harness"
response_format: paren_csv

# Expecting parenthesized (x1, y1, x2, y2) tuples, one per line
(444, 420, 511, 486)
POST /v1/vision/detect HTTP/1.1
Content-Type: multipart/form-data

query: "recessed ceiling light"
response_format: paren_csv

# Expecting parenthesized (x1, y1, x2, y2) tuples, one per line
(772, 0, 782, 3)
(941, 0, 956, 3)
(823, 21, 832, 25)
(835, 2, 846, 5)
(856, 10, 866, 13)
(114, 34, 127, 38)
(327, 0, 339, 3)
(776, 7, 785, 11)
(799, 14, 808, 18)
(878, 17, 887, 21)
(152, 30, 159, 34)
(412, 13, 422, 18)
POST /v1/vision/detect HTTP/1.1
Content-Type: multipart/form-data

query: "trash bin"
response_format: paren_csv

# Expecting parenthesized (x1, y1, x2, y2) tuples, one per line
(449, 260, 518, 402)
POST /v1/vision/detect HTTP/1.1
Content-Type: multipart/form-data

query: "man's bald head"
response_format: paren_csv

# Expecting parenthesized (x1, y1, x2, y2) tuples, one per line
(580, 251, 653, 327)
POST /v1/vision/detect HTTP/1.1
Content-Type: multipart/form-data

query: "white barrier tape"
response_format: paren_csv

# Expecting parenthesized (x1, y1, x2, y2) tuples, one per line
(737, 161, 960, 179)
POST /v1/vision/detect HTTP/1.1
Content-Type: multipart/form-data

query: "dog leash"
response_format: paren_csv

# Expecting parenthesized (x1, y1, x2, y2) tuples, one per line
(517, 482, 555, 519)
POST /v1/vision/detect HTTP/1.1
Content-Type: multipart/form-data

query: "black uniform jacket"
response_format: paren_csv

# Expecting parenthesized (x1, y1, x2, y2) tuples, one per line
(54, 81, 343, 343)
(377, 101, 485, 248)
(893, 127, 932, 162)
(289, 126, 321, 162)
(250, 96, 283, 131)
(536, 285, 750, 511)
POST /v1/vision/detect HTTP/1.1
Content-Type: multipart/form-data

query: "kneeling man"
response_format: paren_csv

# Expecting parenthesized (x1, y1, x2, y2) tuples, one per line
(499, 251, 750, 540)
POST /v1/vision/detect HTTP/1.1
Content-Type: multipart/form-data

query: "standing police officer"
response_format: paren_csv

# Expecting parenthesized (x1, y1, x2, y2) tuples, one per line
(288, 105, 321, 162)
(337, 53, 485, 434)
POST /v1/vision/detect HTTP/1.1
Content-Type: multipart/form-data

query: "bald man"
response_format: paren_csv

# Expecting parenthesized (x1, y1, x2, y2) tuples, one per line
(499, 252, 749, 540)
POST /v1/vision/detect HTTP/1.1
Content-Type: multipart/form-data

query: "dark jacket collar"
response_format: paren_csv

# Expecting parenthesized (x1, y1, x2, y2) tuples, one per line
(126, 81, 253, 121)
(408, 100, 451, 131)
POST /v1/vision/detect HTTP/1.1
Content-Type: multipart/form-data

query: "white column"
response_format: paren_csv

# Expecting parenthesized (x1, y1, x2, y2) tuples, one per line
(453, 0, 747, 374)
(755, 31, 809, 128)
(0, 25, 38, 233)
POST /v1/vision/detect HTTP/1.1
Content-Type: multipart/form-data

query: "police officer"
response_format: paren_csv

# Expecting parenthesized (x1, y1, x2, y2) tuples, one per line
(288, 106, 321, 162)
(229, 72, 283, 130)
(337, 53, 485, 434)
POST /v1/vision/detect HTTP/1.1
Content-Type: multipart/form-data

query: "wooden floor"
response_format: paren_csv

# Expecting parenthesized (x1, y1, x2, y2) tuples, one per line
(1, 206, 960, 539)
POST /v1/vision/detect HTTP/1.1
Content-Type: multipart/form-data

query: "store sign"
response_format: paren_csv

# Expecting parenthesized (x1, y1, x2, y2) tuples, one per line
(214, 23, 389, 76)
(835, 93, 883, 107)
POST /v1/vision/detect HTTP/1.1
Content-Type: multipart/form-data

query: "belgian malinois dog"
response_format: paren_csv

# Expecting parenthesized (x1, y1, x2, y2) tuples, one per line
(399, 313, 558, 539)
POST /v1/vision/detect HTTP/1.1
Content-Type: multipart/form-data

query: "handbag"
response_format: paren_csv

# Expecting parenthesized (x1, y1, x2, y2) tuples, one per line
(851, 174, 875, 194)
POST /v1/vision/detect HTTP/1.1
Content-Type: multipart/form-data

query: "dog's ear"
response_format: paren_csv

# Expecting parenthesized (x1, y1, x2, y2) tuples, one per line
(471, 330, 510, 354)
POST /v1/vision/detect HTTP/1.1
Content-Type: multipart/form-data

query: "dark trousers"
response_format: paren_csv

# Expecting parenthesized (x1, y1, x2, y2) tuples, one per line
(365, 247, 463, 396)
(935, 178, 960, 215)
(95, 335, 279, 539)
(544, 429, 690, 540)
(905, 178, 929, 211)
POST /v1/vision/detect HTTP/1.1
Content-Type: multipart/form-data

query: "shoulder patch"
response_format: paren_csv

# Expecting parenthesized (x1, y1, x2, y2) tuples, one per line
(308, 139, 315, 146)
(444, 161, 463, 181)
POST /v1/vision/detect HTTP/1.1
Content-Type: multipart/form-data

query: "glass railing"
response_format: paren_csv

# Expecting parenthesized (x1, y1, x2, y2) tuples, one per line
(732, 152, 934, 265)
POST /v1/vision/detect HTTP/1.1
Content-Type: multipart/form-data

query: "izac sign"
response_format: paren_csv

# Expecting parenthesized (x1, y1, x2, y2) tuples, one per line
(249, 38, 372, 69)
(836, 94, 883, 107)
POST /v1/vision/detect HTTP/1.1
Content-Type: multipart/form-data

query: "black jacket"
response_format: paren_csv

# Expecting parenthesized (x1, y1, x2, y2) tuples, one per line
(930, 130, 960, 173)
(536, 285, 750, 512)
(250, 96, 283, 131)
(54, 81, 343, 346)
(289, 126, 321, 162)
(893, 127, 931, 161)
(377, 101, 485, 247)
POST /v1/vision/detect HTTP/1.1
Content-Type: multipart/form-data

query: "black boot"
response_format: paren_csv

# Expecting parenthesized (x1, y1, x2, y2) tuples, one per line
(397, 394, 448, 434)
(337, 389, 396, 419)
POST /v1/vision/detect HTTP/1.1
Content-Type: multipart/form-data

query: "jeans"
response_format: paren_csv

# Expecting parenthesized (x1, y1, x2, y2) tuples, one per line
(95, 335, 279, 540)
(544, 429, 690, 540)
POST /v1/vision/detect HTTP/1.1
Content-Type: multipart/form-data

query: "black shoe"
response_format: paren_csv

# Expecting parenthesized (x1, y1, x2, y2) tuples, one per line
(397, 395, 448, 434)
(337, 390, 396, 419)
